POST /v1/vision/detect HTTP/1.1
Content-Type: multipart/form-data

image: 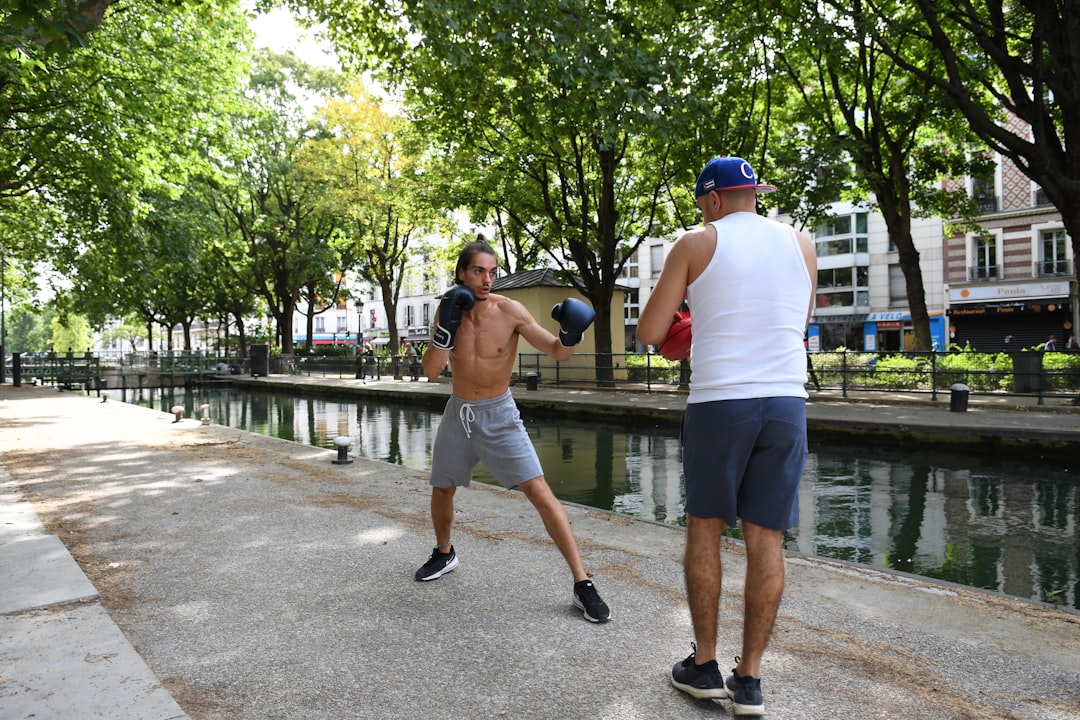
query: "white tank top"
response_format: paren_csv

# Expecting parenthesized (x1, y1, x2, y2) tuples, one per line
(686, 212, 813, 403)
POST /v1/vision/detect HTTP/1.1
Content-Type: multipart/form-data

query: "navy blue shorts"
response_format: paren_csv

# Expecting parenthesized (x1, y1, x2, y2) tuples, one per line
(681, 397, 807, 530)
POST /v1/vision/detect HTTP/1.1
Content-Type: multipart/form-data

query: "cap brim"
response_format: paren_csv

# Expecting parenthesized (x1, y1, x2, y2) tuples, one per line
(713, 183, 777, 194)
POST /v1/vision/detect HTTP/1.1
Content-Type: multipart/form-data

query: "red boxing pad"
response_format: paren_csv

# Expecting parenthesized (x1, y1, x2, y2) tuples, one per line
(657, 312, 692, 361)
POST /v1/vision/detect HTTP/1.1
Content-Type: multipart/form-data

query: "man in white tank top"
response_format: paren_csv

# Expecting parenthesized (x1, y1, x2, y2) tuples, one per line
(638, 156, 817, 716)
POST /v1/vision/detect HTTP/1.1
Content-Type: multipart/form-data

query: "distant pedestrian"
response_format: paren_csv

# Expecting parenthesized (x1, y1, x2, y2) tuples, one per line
(362, 344, 375, 378)
(404, 342, 420, 381)
(805, 339, 820, 391)
(1045, 335, 1058, 351)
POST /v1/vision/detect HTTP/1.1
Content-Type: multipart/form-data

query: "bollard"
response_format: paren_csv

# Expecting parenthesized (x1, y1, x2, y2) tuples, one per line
(526, 372, 538, 391)
(101, 391, 109, 403)
(200, 404, 210, 426)
(332, 436, 353, 465)
(949, 383, 970, 413)
(171, 405, 184, 423)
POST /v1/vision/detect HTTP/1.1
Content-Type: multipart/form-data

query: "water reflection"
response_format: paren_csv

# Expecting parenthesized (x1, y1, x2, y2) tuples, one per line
(123, 386, 1080, 609)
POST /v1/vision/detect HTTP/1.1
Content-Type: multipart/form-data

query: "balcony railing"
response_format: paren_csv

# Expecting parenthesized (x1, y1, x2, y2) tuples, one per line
(974, 194, 1000, 213)
(1035, 258, 1072, 277)
(969, 264, 999, 281)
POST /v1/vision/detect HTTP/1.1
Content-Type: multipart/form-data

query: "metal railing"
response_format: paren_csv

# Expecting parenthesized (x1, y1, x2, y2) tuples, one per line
(9, 349, 1080, 405)
(3, 350, 247, 390)
(512, 350, 1080, 405)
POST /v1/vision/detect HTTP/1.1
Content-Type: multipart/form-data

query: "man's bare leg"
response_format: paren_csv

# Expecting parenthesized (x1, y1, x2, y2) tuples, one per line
(683, 514, 725, 664)
(430, 485, 456, 550)
(736, 520, 785, 679)
(518, 476, 588, 582)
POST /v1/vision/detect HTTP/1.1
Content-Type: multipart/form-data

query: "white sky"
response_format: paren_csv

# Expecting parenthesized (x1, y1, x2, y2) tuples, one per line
(248, 6, 338, 68)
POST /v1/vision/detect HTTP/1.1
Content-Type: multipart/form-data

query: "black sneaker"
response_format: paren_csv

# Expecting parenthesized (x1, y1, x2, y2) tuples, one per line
(725, 659, 764, 716)
(572, 579, 611, 623)
(670, 644, 724, 700)
(414, 546, 458, 581)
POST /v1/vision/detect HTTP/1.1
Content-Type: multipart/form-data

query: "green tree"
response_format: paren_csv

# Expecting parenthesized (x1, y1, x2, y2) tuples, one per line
(862, 0, 1080, 329)
(302, 82, 444, 366)
(767, 0, 987, 351)
(99, 316, 148, 354)
(300, 0, 743, 384)
(6, 303, 52, 353)
(207, 50, 346, 355)
(1, 0, 251, 261)
(49, 312, 91, 354)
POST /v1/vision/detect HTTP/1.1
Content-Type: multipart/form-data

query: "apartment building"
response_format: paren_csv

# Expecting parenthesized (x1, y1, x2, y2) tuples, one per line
(944, 144, 1072, 352)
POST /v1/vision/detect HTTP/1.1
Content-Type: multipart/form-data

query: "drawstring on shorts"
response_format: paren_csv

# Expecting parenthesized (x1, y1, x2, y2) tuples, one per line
(458, 403, 475, 438)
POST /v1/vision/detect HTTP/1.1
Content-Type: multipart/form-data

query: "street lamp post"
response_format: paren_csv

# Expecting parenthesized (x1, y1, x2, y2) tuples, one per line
(354, 297, 365, 380)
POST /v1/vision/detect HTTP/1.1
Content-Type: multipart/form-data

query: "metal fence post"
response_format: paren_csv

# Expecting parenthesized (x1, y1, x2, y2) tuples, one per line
(931, 351, 938, 402)
(842, 349, 849, 399)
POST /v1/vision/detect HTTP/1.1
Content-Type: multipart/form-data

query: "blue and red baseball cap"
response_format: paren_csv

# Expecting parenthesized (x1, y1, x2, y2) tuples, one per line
(694, 156, 777, 197)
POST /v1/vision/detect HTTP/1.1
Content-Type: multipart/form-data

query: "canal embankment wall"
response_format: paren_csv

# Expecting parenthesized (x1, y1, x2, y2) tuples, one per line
(238, 375, 1080, 463)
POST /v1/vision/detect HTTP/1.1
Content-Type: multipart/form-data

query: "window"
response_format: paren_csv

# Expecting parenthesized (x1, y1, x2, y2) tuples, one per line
(815, 291, 855, 308)
(315, 317, 325, 333)
(888, 265, 908, 306)
(336, 316, 347, 332)
(817, 238, 853, 257)
(649, 245, 663, 278)
(971, 173, 998, 212)
(621, 250, 639, 279)
(818, 267, 853, 289)
(405, 305, 415, 327)
(624, 290, 639, 320)
(814, 212, 869, 257)
(422, 303, 431, 327)
(816, 216, 852, 236)
(971, 234, 998, 280)
(1040, 229, 1069, 276)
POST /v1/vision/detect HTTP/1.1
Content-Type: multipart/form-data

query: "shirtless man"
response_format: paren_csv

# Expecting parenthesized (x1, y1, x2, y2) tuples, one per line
(414, 240, 611, 624)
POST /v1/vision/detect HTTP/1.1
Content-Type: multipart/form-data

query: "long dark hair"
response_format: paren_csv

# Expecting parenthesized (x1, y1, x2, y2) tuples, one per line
(454, 239, 497, 284)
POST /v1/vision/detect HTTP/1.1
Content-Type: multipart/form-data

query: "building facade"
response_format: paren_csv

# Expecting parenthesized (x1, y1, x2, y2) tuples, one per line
(944, 143, 1072, 352)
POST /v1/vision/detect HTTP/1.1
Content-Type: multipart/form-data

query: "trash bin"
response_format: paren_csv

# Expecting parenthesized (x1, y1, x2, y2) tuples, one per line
(949, 383, 970, 412)
(526, 372, 538, 391)
(250, 343, 269, 378)
(1010, 352, 1043, 393)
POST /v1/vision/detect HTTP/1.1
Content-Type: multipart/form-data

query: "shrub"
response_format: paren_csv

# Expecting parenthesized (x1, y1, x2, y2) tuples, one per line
(626, 353, 681, 383)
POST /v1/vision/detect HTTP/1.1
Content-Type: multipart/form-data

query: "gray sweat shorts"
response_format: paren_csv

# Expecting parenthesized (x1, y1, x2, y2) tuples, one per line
(429, 391, 544, 490)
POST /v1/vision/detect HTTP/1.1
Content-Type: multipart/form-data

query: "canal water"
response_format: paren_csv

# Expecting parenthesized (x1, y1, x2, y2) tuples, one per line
(122, 386, 1080, 610)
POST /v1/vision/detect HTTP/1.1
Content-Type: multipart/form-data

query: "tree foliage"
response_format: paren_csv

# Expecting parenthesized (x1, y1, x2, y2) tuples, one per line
(766, 0, 989, 350)
(301, 82, 444, 359)
(293, 0, 771, 379)
(202, 50, 347, 354)
(862, 0, 1080, 315)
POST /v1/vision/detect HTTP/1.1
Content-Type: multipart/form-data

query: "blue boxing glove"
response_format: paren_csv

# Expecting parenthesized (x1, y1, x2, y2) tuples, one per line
(551, 297, 595, 347)
(432, 286, 476, 349)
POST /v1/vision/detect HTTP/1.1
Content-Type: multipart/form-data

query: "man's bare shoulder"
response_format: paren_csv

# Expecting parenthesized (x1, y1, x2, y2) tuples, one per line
(487, 293, 530, 319)
(675, 225, 714, 247)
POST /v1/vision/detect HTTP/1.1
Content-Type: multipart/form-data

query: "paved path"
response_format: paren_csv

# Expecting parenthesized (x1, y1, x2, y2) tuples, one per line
(1, 381, 1078, 719)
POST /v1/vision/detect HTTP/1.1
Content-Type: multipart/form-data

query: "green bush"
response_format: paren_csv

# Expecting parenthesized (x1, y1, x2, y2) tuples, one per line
(626, 353, 682, 383)
(808, 345, 1080, 394)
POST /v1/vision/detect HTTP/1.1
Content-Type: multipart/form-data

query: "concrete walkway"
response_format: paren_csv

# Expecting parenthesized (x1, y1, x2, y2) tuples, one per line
(1, 381, 1078, 720)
